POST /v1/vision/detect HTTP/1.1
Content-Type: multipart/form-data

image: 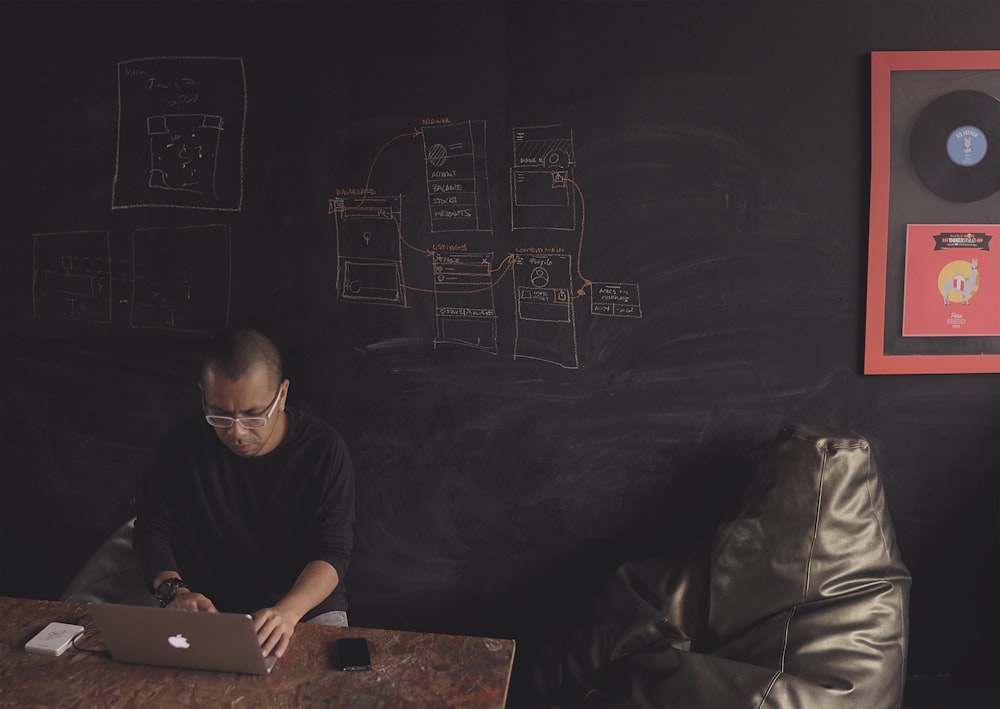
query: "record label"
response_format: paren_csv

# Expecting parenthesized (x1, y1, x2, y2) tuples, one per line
(946, 125, 988, 167)
(909, 90, 1000, 202)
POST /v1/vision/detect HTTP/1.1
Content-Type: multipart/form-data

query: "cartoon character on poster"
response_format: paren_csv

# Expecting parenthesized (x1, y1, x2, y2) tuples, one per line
(940, 258, 979, 305)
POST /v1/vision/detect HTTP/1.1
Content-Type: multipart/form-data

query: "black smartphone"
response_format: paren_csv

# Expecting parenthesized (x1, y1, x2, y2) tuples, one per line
(335, 637, 371, 671)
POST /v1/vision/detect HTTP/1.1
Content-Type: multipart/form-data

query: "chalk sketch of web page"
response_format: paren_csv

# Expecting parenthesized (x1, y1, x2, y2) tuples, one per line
(423, 120, 493, 233)
(513, 253, 579, 369)
(511, 125, 576, 231)
(129, 225, 231, 332)
(32, 231, 114, 323)
(433, 251, 499, 355)
(331, 196, 407, 307)
(112, 56, 247, 211)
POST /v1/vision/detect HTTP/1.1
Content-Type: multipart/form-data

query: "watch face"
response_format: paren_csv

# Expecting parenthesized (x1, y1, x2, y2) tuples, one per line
(156, 579, 185, 606)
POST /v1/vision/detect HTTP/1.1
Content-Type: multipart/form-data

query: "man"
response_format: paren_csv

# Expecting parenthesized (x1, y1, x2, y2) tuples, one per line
(133, 327, 355, 660)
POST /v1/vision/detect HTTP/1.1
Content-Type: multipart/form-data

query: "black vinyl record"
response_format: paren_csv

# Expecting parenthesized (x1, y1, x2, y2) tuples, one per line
(909, 89, 1000, 202)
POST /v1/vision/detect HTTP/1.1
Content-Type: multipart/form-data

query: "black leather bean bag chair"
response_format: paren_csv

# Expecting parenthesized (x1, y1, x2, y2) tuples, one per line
(534, 424, 911, 709)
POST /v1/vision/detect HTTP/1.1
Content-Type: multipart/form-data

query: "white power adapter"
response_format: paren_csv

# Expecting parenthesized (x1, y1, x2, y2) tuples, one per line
(25, 622, 85, 656)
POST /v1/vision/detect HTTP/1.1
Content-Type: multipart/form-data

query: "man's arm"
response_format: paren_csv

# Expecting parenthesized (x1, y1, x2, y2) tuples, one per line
(251, 422, 355, 658)
(134, 427, 188, 593)
(252, 560, 340, 658)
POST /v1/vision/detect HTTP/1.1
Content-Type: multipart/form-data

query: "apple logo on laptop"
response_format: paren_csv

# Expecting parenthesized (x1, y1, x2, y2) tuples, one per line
(168, 634, 191, 649)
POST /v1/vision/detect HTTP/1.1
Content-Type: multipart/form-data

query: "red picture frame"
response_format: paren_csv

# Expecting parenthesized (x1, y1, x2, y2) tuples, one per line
(865, 50, 1000, 374)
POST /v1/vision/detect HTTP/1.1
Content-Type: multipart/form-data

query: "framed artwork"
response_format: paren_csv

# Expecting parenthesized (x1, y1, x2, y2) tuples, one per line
(865, 50, 1000, 374)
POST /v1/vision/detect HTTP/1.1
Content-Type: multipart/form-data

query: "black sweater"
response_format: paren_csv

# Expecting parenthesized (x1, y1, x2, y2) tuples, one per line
(133, 408, 355, 619)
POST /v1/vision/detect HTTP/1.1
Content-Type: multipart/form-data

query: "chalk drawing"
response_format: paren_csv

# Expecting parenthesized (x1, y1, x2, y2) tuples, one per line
(330, 120, 641, 366)
(423, 121, 493, 233)
(32, 231, 113, 323)
(146, 113, 223, 196)
(129, 224, 231, 331)
(113, 56, 247, 210)
(432, 251, 499, 355)
(510, 124, 577, 231)
(513, 253, 579, 369)
(331, 196, 408, 306)
(591, 282, 643, 318)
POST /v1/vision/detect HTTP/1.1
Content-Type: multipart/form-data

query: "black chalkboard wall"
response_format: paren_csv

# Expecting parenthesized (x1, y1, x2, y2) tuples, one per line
(2, 0, 998, 703)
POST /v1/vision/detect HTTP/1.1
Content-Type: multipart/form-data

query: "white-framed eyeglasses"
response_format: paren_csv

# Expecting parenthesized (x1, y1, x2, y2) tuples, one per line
(203, 387, 282, 429)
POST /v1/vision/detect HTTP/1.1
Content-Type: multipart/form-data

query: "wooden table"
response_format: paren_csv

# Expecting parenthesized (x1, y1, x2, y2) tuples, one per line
(0, 596, 515, 708)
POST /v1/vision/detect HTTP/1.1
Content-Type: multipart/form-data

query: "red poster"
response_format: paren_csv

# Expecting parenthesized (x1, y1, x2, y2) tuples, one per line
(902, 224, 999, 336)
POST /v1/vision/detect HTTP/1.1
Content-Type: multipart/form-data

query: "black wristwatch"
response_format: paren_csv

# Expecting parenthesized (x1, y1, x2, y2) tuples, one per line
(153, 577, 188, 607)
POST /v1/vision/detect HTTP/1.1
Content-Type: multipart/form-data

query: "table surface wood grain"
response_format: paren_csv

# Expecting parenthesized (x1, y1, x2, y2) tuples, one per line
(0, 596, 515, 708)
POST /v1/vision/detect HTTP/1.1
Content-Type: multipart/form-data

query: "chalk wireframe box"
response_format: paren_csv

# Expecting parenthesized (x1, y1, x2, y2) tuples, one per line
(591, 283, 642, 318)
(113, 56, 247, 211)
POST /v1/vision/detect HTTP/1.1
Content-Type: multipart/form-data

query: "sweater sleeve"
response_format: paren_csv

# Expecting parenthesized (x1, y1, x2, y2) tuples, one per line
(132, 426, 189, 589)
(309, 430, 356, 585)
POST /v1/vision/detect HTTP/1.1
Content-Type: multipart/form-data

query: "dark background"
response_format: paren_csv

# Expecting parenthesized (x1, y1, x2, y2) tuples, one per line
(1, 1, 997, 705)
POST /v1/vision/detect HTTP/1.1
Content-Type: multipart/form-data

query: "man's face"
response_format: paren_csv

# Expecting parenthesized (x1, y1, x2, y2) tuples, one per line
(201, 364, 288, 458)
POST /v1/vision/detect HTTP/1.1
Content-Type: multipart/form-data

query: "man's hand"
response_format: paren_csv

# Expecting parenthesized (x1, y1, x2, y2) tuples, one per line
(252, 607, 301, 658)
(250, 560, 340, 658)
(168, 588, 218, 613)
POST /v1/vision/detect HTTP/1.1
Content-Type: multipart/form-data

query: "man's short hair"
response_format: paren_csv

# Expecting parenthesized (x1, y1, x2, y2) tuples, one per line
(201, 327, 284, 386)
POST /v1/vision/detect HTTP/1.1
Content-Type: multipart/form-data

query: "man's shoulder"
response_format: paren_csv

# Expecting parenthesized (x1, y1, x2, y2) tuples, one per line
(287, 407, 347, 448)
(283, 408, 353, 479)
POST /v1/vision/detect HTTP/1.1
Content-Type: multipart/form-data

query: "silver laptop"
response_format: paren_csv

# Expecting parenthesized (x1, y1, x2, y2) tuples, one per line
(89, 603, 277, 675)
